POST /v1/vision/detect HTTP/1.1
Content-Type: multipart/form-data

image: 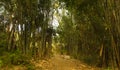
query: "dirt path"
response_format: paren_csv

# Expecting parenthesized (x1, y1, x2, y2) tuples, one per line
(34, 55, 101, 70)
(1, 54, 101, 70)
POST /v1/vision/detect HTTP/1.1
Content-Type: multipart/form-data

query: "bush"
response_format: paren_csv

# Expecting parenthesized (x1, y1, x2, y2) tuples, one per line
(0, 52, 12, 66)
(0, 50, 31, 67)
(26, 64, 35, 70)
(77, 54, 98, 66)
(10, 51, 31, 65)
(0, 59, 3, 68)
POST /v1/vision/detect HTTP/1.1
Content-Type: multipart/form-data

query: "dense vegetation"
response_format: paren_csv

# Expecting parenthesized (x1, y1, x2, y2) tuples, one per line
(0, 0, 120, 69)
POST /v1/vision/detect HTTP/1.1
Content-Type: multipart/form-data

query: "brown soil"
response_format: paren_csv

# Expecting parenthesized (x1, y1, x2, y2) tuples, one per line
(1, 55, 102, 70)
(34, 55, 101, 70)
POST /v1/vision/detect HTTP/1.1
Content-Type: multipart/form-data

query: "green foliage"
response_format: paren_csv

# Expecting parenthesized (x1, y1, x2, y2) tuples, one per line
(26, 63, 35, 70)
(0, 0, 120, 69)
(104, 67, 112, 70)
(57, 0, 120, 68)
(0, 0, 54, 60)
(0, 0, 55, 69)
(10, 51, 30, 65)
(0, 59, 3, 68)
(0, 50, 31, 67)
(0, 26, 7, 48)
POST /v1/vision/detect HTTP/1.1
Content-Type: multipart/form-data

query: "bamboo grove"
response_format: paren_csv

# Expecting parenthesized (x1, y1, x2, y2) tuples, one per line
(0, 0, 54, 59)
(0, 0, 120, 69)
(57, 0, 120, 68)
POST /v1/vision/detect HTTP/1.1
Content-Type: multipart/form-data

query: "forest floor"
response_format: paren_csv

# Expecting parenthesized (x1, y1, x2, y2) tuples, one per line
(33, 54, 101, 70)
(1, 54, 102, 70)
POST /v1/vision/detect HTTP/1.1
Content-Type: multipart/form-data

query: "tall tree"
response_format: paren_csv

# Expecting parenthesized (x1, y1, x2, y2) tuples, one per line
(0, 0, 54, 59)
